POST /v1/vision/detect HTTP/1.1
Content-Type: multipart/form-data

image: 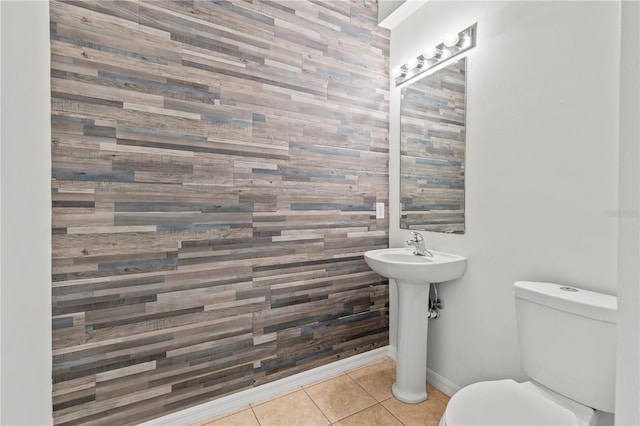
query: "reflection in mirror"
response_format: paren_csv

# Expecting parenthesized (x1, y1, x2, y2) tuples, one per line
(400, 58, 466, 233)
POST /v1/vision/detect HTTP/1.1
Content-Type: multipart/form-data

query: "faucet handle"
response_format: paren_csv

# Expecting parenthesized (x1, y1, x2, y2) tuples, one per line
(409, 231, 424, 242)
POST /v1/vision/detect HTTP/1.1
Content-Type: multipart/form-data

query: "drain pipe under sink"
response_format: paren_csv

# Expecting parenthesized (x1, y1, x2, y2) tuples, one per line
(428, 282, 443, 319)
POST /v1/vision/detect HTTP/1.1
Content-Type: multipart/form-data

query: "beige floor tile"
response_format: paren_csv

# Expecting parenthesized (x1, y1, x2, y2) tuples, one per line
(427, 383, 450, 404)
(333, 404, 403, 426)
(304, 374, 377, 423)
(382, 395, 447, 426)
(347, 358, 396, 402)
(252, 389, 329, 426)
(194, 360, 453, 426)
(199, 408, 259, 426)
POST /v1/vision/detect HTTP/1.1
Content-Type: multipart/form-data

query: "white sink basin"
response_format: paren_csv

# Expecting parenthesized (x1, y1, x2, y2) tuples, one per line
(364, 246, 467, 404)
(364, 247, 466, 284)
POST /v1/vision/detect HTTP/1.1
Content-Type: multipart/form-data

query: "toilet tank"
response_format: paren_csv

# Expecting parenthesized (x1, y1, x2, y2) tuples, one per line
(514, 281, 617, 413)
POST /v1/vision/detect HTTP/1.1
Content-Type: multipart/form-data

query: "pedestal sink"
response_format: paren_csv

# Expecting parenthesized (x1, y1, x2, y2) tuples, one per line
(364, 247, 467, 403)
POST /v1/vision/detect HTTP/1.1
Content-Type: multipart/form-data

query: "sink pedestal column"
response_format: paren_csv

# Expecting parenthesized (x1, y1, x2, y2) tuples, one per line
(392, 280, 430, 403)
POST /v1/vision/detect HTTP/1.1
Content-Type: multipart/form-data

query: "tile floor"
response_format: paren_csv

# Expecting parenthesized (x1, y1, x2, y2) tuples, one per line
(195, 358, 450, 426)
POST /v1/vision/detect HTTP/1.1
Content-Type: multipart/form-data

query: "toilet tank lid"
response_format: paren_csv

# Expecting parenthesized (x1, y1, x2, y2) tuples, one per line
(514, 281, 617, 323)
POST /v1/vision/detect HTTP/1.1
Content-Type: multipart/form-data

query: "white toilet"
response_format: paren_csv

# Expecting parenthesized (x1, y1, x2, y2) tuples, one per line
(440, 281, 617, 426)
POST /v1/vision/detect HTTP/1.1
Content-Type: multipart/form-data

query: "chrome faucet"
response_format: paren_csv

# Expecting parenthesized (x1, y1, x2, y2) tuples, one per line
(406, 231, 433, 257)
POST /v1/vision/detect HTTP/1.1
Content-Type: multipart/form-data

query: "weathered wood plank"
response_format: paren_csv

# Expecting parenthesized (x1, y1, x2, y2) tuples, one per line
(50, 0, 389, 423)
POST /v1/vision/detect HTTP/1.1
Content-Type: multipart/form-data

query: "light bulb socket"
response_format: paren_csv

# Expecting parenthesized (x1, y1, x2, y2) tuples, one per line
(393, 65, 408, 78)
(459, 35, 471, 49)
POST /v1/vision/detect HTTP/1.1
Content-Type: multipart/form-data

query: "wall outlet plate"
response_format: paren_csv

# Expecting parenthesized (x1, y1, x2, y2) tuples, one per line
(375, 202, 385, 219)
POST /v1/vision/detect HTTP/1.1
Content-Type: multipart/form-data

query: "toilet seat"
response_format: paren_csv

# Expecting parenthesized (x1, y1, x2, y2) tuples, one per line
(443, 379, 596, 426)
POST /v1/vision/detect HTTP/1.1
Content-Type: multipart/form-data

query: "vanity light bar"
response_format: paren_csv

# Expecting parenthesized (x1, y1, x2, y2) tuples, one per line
(393, 23, 477, 86)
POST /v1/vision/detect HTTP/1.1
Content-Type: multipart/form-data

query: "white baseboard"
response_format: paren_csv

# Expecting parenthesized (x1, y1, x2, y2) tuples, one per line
(139, 346, 391, 426)
(388, 345, 397, 361)
(426, 367, 461, 397)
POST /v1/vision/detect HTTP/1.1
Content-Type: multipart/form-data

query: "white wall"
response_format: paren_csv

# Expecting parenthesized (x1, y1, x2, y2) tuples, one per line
(378, 0, 405, 23)
(0, 1, 53, 424)
(615, 1, 640, 424)
(389, 0, 621, 391)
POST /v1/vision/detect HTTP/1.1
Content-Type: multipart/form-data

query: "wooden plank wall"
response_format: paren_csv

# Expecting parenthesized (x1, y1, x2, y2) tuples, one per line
(50, 1, 390, 424)
(399, 59, 466, 233)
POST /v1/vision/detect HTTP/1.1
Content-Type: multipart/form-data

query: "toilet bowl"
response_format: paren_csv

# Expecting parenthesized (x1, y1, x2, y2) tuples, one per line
(439, 281, 617, 426)
(440, 379, 599, 426)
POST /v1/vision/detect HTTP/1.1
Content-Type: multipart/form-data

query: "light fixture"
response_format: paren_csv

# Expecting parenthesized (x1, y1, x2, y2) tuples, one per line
(443, 33, 459, 47)
(392, 65, 408, 78)
(406, 57, 420, 70)
(459, 34, 472, 49)
(422, 45, 440, 60)
(393, 23, 477, 86)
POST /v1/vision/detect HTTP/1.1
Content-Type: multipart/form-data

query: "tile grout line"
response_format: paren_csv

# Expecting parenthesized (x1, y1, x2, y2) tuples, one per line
(249, 405, 261, 426)
(378, 397, 408, 426)
(309, 370, 402, 426)
(345, 370, 407, 426)
(335, 373, 377, 423)
(301, 383, 334, 425)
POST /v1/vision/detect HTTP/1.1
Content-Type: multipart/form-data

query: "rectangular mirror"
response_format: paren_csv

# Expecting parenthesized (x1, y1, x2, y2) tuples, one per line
(400, 58, 466, 233)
